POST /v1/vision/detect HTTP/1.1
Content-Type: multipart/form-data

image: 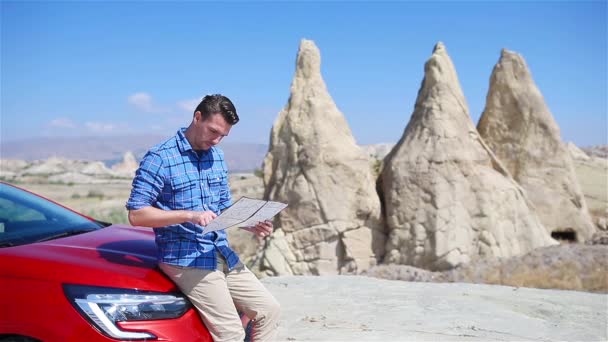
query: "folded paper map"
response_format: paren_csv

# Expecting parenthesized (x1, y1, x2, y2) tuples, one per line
(202, 197, 288, 235)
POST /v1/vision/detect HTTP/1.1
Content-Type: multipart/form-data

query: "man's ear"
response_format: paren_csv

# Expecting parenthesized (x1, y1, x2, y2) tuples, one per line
(194, 111, 202, 123)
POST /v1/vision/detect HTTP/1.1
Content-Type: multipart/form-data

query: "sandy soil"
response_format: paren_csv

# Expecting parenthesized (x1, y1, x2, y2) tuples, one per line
(262, 275, 607, 341)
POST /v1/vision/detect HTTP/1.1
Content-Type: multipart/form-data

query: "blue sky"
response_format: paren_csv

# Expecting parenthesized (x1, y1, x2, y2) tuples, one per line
(2, 1, 606, 147)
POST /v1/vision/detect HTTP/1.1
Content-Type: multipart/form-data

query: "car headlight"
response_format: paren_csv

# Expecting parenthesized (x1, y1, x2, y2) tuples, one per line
(64, 284, 191, 340)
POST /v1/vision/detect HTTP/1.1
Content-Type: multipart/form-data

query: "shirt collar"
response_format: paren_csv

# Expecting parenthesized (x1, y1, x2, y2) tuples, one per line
(177, 127, 214, 155)
(176, 128, 194, 153)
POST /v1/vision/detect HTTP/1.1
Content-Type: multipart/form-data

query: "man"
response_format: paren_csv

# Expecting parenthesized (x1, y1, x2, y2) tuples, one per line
(126, 94, 280, 341)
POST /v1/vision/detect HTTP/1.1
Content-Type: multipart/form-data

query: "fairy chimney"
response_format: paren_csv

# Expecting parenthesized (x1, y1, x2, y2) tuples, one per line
(381, 43, 555, 271)
(260, 39, 384, 276)
(477, 49, 596, 242)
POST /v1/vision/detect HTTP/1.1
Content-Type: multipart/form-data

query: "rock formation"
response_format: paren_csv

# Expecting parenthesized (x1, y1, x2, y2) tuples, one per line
(81, 161, 116, 176)
(381, 42, 555, 271)
(0, 160, 29, 180)
(22, 157, 70, 175)
(581, 145, 608, 159)
(567, 143, 608, 230)
(477, 49, 596, 242)
(260, 39, 384, 275)
(111, 151, 139, 178)
(1, 157, 134, 184)
(361, 143, 395, 161)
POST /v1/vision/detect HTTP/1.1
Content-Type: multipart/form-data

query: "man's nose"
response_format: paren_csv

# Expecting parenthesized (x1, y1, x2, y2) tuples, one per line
(211, 135, 222, 145)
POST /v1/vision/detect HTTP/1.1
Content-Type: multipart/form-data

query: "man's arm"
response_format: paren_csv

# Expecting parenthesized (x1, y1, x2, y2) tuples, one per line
(127, 150, 218, 228)
(128, 206, 217, 228)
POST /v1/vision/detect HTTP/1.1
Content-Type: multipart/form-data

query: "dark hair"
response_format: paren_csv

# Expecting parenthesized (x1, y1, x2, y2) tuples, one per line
(194, 94, 239, 125)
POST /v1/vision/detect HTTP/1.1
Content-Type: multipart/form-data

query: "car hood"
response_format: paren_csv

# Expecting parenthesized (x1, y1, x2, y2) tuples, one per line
(1, 225, 176, 291)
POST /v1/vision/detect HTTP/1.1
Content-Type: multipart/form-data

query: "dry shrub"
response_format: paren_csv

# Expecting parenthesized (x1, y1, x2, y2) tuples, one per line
(492, 245, 608, 292)
(367, 244, 608, 293)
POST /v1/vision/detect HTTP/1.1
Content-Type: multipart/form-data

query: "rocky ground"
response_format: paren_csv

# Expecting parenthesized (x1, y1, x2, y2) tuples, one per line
(262, 275, 607, 341)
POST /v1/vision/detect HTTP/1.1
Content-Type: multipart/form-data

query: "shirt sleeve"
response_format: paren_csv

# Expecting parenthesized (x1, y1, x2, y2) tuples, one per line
(218, 161, 232, 212)
(126, 151, 165, 210)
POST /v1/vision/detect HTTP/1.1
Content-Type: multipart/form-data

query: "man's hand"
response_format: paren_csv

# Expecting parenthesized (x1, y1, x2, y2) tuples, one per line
(189, 210, 217, 226)
(241, 220, 274, 238)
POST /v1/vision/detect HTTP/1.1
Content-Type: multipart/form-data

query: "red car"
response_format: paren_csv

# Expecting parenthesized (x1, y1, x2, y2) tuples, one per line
(0, 182, 213, 341)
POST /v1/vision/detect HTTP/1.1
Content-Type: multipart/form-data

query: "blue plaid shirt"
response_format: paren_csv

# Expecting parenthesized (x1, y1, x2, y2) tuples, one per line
(126, 128, 240, 270)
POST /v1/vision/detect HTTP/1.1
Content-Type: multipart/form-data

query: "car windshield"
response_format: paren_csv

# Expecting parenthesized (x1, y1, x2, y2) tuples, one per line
(0, 183, 106, 247)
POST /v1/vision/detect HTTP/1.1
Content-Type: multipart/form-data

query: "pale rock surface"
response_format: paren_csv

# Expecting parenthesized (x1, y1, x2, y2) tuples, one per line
(567, 142, 591, 161)
(3, 158, 133, 184)
(0, 160, 26, 181)
(0, 159, 29, 173)
(111, 151, 139, 178)
(381, 43, 554, 271)
(477, 49, 595, 241)
(361, 143, 395, 161)
(567, 143, 608, 229)
(588, 230, 608, 244)
(0, 170, 18, 181)
(260, 39, 384, 275)
(81, 161, 116, 176)
(263, 275, 607, 341)
(582, 144, 608, 159)
(22, 157, 70, 175)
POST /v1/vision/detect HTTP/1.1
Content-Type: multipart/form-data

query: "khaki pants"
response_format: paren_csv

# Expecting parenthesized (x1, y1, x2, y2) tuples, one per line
(159, 257, 280, 342)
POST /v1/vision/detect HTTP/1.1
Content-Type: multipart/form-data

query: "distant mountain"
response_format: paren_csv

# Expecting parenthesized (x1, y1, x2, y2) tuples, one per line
(221, 143, 269, 172)
(1, 135, 268, 172)
(581, 145, 608, 159)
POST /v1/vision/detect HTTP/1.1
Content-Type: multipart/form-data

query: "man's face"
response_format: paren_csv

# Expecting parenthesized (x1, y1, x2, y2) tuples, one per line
(192, 112, 232, 150)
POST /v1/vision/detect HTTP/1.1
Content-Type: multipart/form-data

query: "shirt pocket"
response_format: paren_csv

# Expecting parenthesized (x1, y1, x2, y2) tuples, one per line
(207, 171, 227, 203)
(167, 176, 199, 209)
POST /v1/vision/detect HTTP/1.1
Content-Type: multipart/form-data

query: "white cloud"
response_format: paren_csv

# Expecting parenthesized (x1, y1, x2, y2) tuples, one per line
(85, 121, 117, 133)
(128, 92, 165, 113)
(49, 117, 76, 128)
(46, 118, 133, 136)
(176, 98, 200, 113)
